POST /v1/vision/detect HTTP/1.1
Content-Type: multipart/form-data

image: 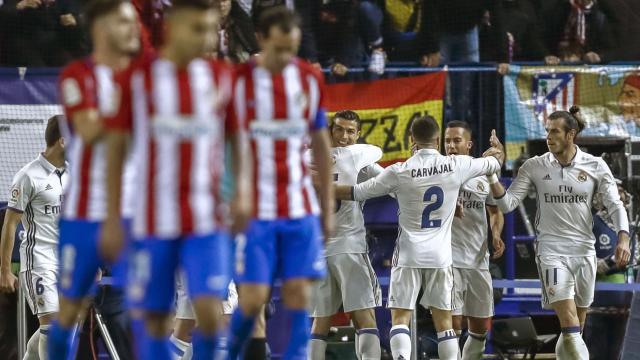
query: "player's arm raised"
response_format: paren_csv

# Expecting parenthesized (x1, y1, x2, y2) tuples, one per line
(338, 165, 399, 202)
(0, 210, 21, 293)
(311, 129, 336, 237)
(596, 159, 631, 267)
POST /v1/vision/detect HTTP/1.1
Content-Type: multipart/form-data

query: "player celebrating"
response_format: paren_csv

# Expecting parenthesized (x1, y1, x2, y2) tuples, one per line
(47, 1, 141, 358)
(335, 116, 504, 360)
(0, 116, 67, 360)
(487, 106, 630, 360)
(444, 121, 504, 360)
(102, 0, 252, 359)
(226, 6, 335, 360)
(309, 110, 384, 360)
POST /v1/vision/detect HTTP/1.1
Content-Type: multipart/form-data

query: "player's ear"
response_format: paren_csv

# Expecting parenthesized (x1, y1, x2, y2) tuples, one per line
(467, 140, 473, 151)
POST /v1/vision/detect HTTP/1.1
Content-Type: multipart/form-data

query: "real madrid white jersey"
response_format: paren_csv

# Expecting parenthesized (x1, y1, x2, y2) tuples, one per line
(353, 149, 501, 268)
(451, 175, 496, 270)
(8, 154, 69, 270)
(327, 144, 383, 256)
(496, 146, 629, 257)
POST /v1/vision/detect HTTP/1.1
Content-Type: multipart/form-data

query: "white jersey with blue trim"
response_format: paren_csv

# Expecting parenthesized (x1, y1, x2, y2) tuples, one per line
(326, 144, 383, 256)
(495, 146, 629, 257)
(353, 149, 501, 268)
(7, 154, 69, 270)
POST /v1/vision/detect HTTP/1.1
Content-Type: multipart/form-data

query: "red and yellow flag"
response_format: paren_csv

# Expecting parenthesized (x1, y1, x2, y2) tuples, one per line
(325, 72, 445, 166)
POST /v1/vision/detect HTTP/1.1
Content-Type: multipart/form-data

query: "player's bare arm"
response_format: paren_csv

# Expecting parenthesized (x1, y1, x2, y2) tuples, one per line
(488, 205, 505, 259)
(229, 130, 253, 234)
(71, 109, 104, 144)
(482, 129, 506, 166)
(0, 209, 20, 293)
(99, 130, 128, 262)
(311, 129, 336, 237)
(335, 185, 354, 201)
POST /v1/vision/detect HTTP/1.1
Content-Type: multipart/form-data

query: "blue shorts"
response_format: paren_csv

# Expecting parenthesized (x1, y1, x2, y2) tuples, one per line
(235, 215, 326, 285)
(110, 219, 132, 289)
(128, 232, 231, 313)
(58, 219, 102, 300)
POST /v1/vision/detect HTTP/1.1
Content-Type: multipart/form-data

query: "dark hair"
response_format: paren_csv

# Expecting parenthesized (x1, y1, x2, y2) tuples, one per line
(257, 6, 301, 38)
(548, 105, 586, 135)
(45, 115, 64, 147)
(411, 115, 440, 143)
(331, 110, 360, 130)
(169, 0, 220, 11)
(446, 120, 472, 136)
(86, 0, 128, 29)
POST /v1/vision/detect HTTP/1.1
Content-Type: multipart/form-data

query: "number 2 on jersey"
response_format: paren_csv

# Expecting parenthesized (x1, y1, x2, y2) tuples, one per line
(421, 186, 444, 228)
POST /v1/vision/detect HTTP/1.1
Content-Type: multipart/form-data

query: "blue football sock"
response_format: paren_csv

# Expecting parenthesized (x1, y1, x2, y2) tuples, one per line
(192, 330, 218, 360)
(227, 308, 256, 360)
(144, 335, 172, 360)
(47, 321, 72, 360)
(283, 309, 310, 360)
(130, 316, 147, 359)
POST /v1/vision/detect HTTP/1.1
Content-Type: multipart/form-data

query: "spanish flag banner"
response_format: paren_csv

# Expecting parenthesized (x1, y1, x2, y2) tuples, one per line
(325, 72, 446, 166)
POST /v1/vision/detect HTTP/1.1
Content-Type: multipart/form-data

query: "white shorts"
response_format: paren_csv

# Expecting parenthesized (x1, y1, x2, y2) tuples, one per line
(388, 266, 453, 311)
(310, 253, 381, 317)
(175, 272, 238, 320)
(536, 255, 597, 309)
(20, 268, 59, 316)
(452, 267, 494, 318)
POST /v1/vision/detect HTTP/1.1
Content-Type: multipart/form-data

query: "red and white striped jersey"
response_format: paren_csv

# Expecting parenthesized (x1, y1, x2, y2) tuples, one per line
(233, 58, 327, 220)
(59, 58, 136, 221)
(106, 56, 237, 239)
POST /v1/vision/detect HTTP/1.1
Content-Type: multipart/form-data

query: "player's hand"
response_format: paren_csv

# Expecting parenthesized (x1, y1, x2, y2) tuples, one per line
(454, 199, 464, 218)
(492, 237, 505, 259)
(615, 232, 631, 268)
(99, 217, 125, 263)
(230, 194, 252, 234)
(331, 63, 348, 77)
(583, 51, 601, 64)
(0, 269, 18, 293)
(483, 129, 505, 165)
(497, 63, 510, 76)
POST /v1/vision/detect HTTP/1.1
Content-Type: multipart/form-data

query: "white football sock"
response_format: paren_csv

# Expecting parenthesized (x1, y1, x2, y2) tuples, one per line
(355, 332, 361, 359)
(24, 329, 40, 360)
(389, 325, 411, 360)
(560, 328, 589, 360)
(437, 329, 460, 360)
(38, 325, 50, 360)
(169, 334, 191, 360)
(358, 328, 381, 360)
(461, 331, 486, 360)
(308, 336, 327, 360)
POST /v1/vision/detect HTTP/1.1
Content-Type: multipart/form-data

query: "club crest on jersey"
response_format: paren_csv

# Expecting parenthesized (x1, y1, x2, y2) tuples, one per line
(296, 93, 309, 112)
(61, 78, 82, 107)
(11, 188, 19, 201)
(577, 171, 588, 182)
(477, 182, 485, 192)
(331, 154, 337, 165)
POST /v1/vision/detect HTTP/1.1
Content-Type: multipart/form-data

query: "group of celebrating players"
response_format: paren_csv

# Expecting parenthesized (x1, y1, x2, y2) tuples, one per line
(0, 0, 634, 360)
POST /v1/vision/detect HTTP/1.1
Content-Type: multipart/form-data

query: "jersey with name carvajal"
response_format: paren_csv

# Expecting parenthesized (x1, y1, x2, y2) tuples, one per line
(495, 147, 629, 257)
(353, 149, 501, 268)
(327, 144, 383, 256)
(106, 56, 237, 239)
(59, 57, 136, 221)
(8, 154, 69, 270)
(451, 175, 495, 270)
(232, 58, 326, 220)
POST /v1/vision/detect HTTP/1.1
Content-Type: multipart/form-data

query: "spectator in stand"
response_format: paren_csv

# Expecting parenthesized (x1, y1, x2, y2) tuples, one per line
(131, 0, 170, 51)
(251, 0, 321, 68)
(420, 0, 509, 72)
(317, 0, 386, 76)
(0, 0, 88, 66)
(482, 0, 550, 63)
(540, 0, 618, 64)
(218, 0, 259, 63)
(380, 0, 422, 62)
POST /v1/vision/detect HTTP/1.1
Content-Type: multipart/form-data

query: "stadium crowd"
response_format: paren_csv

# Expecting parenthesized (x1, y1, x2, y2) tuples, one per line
(1, 0, 640, 72)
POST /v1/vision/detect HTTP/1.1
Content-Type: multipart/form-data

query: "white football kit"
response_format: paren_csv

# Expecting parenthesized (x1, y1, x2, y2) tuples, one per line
(8, 154, 69, 316)
(311, 144, 383, 317)
(451, 176, 496, 318)
(495, 146, 629, 308)
(353, 149, 501, 310)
